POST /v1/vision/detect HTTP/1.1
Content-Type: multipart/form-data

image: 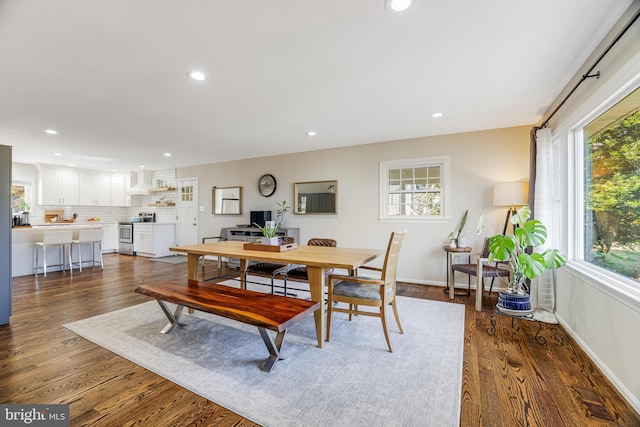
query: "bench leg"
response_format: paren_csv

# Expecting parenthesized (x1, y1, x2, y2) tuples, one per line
(258, 327, 287, 373)
(155, 300, 186, 334)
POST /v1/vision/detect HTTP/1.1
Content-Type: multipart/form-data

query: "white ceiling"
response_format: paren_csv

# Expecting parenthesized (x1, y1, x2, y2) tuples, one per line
(0, 0, 633, 172)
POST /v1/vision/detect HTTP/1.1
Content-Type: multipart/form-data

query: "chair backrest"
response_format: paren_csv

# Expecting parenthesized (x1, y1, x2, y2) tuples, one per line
(43, 230, 73, 245)
(280, 236, 295, 245)
(307, 238, 337, 247)
(380, 230, 407, 286)
(78, 228, 104, 243)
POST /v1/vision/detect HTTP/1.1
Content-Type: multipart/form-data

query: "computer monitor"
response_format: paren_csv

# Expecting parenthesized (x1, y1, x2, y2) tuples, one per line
(250, 210, 272, 228)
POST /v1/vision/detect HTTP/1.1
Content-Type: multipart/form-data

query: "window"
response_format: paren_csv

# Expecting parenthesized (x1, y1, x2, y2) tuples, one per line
(11, 181, 33, 213)
(379, 156, 449, 221)
(580, 84, 640, 284)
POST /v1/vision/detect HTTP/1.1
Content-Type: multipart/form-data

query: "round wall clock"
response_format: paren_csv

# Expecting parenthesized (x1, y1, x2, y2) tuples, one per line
(258, 173, 277, 197)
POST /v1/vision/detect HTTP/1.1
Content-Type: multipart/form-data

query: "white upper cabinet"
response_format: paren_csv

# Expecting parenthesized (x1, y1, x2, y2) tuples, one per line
(39, 167, 79, 205)
(38, 165, 127, 206)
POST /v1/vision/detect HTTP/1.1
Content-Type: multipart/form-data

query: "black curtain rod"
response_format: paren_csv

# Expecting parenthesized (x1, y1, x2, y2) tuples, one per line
(540, 6, 640, 129)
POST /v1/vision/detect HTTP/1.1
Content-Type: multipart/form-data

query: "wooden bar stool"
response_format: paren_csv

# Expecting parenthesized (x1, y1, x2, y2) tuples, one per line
(72, 228, 104, 272)
(33, 230, 73, 277)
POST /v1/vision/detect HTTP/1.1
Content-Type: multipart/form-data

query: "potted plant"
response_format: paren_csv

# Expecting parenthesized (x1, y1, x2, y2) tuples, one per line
(254, 221, 279, 245)
(487, 206, 567, 313)
(447, 209, 468, 247)
(276, 200, 291, 226)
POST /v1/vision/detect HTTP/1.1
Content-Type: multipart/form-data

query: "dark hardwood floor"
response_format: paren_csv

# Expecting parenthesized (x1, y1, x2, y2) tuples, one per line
(1, 253, 638, 426)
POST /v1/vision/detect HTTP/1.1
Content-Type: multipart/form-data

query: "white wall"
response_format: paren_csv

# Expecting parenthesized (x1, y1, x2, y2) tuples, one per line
(178, 125, 531, 286)
(544, 1, 640, 414)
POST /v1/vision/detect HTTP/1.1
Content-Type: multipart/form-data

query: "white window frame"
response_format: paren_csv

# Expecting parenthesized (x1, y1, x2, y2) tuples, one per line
(379, 155, 450, 223)
(565, 68, 640, 302)
(11, 177, 34, 213)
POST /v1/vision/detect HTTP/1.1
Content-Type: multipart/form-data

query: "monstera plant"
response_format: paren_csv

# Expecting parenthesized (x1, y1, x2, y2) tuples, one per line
(488, 206, 566, 296)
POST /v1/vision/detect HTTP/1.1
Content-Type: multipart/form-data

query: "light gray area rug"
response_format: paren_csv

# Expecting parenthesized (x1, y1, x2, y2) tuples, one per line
(64, 289, 465, 427)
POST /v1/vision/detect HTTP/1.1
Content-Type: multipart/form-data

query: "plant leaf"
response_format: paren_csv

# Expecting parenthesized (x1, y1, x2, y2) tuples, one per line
(488, 235, 514, 261)
(514, 219, 547, 247)
(518, 252, 547, 279)
(542, 249, 567, 269)
(511, 205, 531, 226)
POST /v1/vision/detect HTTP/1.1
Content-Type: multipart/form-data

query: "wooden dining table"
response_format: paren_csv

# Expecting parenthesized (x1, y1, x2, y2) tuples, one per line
(170, 241, 383, 348)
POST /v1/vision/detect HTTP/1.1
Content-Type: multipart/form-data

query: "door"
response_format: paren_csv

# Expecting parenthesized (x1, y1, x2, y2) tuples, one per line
(176, 178, 198, 246)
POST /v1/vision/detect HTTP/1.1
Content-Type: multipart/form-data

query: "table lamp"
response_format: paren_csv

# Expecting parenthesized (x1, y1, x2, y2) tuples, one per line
(493, 182, 529, 235)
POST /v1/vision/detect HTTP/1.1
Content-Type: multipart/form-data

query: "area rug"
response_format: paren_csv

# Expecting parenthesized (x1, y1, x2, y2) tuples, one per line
(147, 256, 188, 264)
(64, 287, 465, 427)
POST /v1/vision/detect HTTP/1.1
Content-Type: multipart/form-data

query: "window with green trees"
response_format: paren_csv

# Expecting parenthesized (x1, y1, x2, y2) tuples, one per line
(583, 85, 640, 283)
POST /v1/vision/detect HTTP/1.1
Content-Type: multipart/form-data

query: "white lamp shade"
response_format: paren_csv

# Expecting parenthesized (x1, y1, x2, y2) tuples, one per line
(493, 182, 529, 206)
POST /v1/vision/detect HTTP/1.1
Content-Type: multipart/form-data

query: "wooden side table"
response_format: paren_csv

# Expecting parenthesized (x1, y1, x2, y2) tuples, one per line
(443, 245, 472, 297)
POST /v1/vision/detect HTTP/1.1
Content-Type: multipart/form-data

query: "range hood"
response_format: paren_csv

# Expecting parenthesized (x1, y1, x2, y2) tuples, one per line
(126, 170, 153, 195)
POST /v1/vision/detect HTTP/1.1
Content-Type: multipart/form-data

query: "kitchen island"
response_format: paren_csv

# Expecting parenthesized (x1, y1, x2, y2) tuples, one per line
(12, 224, 104, 277)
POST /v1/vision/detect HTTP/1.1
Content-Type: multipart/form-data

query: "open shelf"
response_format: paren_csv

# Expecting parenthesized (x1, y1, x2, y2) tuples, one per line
(148, 187, 176, 193)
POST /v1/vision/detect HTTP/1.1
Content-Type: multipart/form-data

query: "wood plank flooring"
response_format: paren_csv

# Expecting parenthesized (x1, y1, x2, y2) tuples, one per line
(1, 253, 638, 426)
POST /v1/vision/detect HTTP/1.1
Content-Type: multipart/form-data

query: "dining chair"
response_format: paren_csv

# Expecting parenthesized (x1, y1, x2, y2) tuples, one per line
(279, 238, 337, 296)
(326, 230, 406, 352)
(450, 237, 510, 306)
(243, 236, 296, 294)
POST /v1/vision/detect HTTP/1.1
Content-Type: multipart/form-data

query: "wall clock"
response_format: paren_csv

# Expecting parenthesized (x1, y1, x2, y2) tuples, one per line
(258, 173, 277, 197)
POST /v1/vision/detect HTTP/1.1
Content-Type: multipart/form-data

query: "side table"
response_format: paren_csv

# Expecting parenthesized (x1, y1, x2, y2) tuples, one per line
(442, 245, 471, 298)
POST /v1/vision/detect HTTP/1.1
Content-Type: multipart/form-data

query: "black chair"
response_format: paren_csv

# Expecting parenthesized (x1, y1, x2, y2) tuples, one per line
(280, 238, 337, 296)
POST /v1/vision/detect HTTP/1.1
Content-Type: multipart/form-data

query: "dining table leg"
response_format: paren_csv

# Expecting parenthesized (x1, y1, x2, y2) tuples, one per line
(187, 253, 199, 280)
(239, 259, 248, 289)
(306, 265, 326, 348)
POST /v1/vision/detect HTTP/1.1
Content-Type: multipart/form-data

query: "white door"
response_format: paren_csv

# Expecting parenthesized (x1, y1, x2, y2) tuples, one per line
(176, 178, 199, 246)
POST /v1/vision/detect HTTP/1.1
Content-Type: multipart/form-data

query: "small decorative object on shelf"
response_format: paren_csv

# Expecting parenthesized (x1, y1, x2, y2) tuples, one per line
(487, 205, 566, 314)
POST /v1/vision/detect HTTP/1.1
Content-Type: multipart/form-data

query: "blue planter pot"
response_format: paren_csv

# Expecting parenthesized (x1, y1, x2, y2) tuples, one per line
(497, 291, 532, 312)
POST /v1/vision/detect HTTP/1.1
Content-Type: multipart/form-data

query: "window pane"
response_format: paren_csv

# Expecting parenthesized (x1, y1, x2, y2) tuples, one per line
(583, 85, 640, 283)
(381, 158, 446, 220)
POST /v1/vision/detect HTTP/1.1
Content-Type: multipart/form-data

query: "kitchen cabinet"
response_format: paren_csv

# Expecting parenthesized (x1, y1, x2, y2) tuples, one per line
(79, 173, 126, 206)
(133, 223, 176, 258)
(101, 222, 118, 253)
(38, 167, 79, 205)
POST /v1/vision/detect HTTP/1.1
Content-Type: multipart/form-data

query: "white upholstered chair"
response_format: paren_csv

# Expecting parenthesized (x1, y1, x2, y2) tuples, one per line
(34, 230, 74, 277)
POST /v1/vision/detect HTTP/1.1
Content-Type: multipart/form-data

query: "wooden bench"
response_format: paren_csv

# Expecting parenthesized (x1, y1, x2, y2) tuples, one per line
(135, 278, 319, 372)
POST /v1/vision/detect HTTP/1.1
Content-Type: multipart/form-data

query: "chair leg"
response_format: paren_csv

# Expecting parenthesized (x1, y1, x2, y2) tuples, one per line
(98, 242, 103, 268)
(326, 289, 334, 342)
(380, 306, 393, 353)
(67, 244, 73, 275)
(78, 243, 83, 272)
(43, 246, 47, 277)
(390, 299, 403, 334)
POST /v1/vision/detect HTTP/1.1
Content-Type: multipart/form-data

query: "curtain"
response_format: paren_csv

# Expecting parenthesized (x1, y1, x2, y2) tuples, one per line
(529, 127, 559, 323)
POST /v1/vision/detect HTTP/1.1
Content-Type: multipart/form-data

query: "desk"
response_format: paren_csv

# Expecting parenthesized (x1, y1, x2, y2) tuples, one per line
(170, 241, 383, 348)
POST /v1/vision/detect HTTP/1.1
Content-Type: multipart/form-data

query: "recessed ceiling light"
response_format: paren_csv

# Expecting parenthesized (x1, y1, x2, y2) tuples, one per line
(44, 129, 58, 135)
(431, 112, 443, 118)
(164, 152, 172, 157)
(306, 131, 317, 136)
(139, 165, 145, 168)
(53, 152, 62, 156)
(187, 70, 207, 81)
(385, 0, 412, 12)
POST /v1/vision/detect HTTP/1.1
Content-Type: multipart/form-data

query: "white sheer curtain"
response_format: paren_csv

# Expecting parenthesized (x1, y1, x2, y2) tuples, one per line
(530, 127, 558, 323)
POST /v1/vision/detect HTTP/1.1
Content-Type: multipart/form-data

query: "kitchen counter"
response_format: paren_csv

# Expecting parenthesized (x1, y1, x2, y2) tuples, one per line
(12, 224, 104, 277)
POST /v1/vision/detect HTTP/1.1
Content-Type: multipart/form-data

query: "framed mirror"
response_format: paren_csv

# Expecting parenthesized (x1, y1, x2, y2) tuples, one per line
(294, 180, 337, 214)
(212, 186, 242, 215)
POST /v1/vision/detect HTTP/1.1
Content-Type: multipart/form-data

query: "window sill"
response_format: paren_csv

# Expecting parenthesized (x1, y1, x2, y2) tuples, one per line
(378, 217, 449, 224)
(565, 261, 640, 312)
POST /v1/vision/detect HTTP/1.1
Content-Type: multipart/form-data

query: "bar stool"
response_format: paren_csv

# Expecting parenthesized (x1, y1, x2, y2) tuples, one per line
(72, 228, 104, 272)
(33, 230, 74, 277)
